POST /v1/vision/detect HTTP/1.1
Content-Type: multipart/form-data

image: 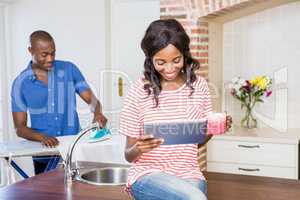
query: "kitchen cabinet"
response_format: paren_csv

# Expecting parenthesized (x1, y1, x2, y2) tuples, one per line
(207, 127, 300, 179)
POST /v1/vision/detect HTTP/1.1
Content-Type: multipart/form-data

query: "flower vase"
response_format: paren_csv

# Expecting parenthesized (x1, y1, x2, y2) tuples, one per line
(241, 105, 257, 129)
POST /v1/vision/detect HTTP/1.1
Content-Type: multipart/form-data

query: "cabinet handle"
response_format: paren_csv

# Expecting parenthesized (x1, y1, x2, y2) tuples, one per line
(238, 144, 260, 148)
(118, 77, 123, 97)
(238, 167, 260, 172)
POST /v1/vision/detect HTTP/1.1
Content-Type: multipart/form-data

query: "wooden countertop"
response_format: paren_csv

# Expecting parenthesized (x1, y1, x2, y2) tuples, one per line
(205, 171, 300, 200)
(1, 162, 300, 200)
(0, 162, 131, 200)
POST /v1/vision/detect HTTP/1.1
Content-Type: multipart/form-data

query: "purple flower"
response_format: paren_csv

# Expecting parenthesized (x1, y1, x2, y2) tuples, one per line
(266, 90, 272, 97)
(230, 89, 236, 95)
(242, 81, 252, 93)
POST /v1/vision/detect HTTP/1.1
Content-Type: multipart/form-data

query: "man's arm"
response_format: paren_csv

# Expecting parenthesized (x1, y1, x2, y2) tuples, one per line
(12, 112, 59, 147)
(78, 90, 107, 127)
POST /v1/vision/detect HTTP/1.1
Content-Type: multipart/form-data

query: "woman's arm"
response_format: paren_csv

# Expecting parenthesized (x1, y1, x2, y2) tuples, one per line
(198, 115, 232, 148)
(198, 135, 213, 148)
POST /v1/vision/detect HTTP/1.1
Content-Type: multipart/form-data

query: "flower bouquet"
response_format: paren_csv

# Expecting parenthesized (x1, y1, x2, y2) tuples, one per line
(229, 76, 272, 129)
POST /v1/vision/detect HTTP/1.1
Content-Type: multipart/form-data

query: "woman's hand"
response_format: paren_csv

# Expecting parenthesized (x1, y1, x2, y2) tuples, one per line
(133, 135, 164, 154)
(226, 115, 233, 131)
(125, 135, 164, 162)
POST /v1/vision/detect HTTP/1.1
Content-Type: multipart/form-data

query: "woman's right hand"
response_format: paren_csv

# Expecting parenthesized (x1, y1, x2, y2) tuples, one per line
(125, 135, 164, 162)
(133, 134, 164, 154)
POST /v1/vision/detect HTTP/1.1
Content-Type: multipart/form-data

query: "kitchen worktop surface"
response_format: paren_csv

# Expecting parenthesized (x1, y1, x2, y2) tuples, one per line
(1, 161, 300, 200)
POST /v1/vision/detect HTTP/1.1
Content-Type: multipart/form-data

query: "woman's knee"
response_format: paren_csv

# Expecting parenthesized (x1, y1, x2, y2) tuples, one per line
(131, 173, 207, 200)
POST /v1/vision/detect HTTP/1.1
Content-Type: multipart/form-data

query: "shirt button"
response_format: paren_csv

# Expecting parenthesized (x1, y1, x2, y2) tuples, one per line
(55, 117, 58, 120)
(57, 131, 61, 135)
(52, 103, 55, 106)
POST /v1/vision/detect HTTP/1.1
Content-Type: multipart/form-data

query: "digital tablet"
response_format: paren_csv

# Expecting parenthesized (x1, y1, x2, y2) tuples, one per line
(144, 120, 207, 145)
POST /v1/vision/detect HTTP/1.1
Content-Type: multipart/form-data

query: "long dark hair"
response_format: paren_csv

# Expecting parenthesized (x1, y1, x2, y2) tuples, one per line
(141, 19, 200, 107)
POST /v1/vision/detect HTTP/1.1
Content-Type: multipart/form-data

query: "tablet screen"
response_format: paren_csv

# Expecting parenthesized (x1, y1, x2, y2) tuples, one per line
(144, 120, 207, 145)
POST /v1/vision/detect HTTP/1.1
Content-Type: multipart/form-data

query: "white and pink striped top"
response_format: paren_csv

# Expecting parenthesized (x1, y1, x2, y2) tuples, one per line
(119, 75, 212, 191)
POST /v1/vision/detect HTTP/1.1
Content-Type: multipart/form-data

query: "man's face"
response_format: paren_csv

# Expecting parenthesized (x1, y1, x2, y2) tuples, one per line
(29, 40, 56, 71)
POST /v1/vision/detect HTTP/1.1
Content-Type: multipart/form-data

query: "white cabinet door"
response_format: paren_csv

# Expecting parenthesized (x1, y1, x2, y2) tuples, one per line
(107, 0, 160, 131)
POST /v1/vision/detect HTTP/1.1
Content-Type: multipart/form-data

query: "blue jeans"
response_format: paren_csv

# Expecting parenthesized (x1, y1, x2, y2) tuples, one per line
(33, 155, 61, 175)
(131, 172, 207, 200)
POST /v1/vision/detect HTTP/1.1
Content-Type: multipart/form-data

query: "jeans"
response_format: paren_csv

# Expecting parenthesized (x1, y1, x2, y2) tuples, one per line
(33, 155, 61, 175)
(131, 172, 207, 200)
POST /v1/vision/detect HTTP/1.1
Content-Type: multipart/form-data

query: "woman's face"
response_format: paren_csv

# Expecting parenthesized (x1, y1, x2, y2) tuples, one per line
(152, 44, 184, 81)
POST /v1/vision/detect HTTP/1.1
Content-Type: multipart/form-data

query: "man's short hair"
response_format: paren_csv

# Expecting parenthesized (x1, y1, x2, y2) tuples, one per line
(29, 30, 54, 46)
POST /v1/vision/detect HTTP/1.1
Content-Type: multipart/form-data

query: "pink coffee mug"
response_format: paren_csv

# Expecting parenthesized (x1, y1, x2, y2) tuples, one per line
(207, 112, 226, 135)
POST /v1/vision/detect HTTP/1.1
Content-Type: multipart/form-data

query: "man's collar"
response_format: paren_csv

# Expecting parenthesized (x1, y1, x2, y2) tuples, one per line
(26, 61, 36, 82)
(26, 60, 56, 82)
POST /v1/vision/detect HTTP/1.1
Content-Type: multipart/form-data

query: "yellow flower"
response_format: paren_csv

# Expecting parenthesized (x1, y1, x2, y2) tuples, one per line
(250, 76, 269, 90)
(250, 76, 262, 86)
(257, 76, 268, 90)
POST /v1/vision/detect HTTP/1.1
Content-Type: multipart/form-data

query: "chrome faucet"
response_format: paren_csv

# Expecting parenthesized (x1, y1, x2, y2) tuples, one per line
(64, 122, 100, 185)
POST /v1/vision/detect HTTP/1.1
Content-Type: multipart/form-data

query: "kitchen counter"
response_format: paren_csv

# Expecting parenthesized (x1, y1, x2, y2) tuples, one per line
(1, 162, 300, 200)
(218, 126, 300, 144)
(0, 162, 131, 200)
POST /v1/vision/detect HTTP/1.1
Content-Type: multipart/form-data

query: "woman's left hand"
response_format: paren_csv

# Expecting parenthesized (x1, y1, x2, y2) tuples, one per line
(226, 115, 233, 131)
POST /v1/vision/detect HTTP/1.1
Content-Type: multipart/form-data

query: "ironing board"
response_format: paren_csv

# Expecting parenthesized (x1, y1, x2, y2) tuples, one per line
(0, 140, 60, 178)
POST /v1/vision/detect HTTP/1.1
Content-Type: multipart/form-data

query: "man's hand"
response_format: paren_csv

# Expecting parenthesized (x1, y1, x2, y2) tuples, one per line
(12, 112, 59, 147)
(40, 135, 59, 148)
(79, 90, 107, 128)
(93, 113, 108, 128)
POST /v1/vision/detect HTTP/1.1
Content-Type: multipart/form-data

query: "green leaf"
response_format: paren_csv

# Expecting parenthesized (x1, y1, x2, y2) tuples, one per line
(256, 99, 264, 103)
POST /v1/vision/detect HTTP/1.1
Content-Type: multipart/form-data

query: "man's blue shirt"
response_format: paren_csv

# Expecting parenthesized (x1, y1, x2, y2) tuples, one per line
(11, 60, 90, 137)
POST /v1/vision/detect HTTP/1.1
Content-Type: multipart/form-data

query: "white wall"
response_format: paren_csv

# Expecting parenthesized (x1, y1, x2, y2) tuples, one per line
(5, 0, 107, 134)
(0, 1, 9, 188)
(223, 1, 300, 129)
(0, 5, 4, 139)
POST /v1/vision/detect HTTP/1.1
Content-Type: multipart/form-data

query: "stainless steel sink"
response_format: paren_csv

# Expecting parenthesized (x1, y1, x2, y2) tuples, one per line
(76, 167, 129, 186)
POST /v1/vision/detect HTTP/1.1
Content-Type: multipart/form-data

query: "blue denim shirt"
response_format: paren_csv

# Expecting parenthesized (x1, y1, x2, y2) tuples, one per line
(11, 60, 90, 136)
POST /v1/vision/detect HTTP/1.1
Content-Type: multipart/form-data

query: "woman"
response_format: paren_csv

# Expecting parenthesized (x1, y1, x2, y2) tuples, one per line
(120, 19, 231, 200)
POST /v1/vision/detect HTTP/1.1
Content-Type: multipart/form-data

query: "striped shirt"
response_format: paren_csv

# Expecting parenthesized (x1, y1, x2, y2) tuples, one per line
(119, 75, 212, 191)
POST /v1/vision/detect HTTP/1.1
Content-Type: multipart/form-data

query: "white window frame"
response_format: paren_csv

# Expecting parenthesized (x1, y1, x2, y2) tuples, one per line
(0, 1, 6, 188)
(0, 1, 10, 142)
(0, 5, 5, 141)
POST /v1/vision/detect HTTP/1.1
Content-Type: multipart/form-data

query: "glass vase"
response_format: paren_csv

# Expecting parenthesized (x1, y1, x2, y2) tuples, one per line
(241, 105, 257, 129)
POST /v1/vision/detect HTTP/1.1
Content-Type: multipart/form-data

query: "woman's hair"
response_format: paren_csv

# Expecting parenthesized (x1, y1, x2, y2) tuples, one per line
(141, 19, 200, 107)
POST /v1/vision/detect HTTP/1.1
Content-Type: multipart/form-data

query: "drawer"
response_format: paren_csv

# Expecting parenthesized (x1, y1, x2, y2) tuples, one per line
(207, 140, 297, 167)
(207, 162, 297, 179)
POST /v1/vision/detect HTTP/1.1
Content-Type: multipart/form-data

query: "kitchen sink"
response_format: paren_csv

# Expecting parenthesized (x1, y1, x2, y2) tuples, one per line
(76, 167, 129, 186)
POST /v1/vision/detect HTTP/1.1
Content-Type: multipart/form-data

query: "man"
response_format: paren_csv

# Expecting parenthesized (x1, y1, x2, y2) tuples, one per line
(11, 30, 107, 174)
